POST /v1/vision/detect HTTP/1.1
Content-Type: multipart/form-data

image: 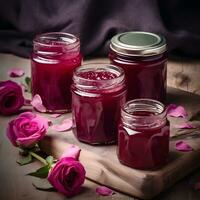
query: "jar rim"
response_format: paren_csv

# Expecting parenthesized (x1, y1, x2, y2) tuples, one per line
(122, 99, 166, 118)
(33, 32, 80, 49)
(73, 63, 125, 91)
(110, 31, 166, 57)
(74, 63, 125, 82)
(121, 99, 167, 129)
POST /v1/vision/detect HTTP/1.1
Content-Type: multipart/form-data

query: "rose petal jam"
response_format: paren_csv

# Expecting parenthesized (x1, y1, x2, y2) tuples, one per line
(71, 64, 127, 145)
(109, 32, 167, 103)
(31, 32, 82, 113)
(117, 99, 169, 170)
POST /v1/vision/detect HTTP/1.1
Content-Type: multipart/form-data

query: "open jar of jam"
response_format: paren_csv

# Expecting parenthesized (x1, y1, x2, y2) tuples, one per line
(31, 32, 82, 113)
(109, 31, 167, 103)
(71, 64, 127, 145)
(117, 99, 169, 170)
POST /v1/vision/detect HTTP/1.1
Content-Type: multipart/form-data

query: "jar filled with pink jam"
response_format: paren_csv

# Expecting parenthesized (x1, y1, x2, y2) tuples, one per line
(118, 99, 169, 170)
(71, 64, 127, 145)
(109, 32, 167, 103)
(31, 32, 82, 113)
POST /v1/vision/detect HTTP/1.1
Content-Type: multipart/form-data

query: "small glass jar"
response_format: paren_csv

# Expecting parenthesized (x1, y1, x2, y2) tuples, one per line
(117, 99, 169, 170)
(109, 31, 167, 103)
(31, 32, 82, 113)
(71, 64, 127, 145)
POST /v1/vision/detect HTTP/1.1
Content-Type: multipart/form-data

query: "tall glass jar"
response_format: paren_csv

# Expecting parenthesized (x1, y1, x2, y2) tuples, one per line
(118, 99, 170, 170)
(71, 64, 127, 145)
(109, 31, 167, 103)
(31, 32, 82, 113)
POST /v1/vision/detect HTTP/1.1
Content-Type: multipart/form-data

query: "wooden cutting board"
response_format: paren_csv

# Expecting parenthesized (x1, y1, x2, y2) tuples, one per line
(40, 87, 200, 199)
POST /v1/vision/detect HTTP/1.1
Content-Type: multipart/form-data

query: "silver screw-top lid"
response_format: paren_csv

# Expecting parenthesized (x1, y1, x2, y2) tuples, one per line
(110, 31, 166, 57)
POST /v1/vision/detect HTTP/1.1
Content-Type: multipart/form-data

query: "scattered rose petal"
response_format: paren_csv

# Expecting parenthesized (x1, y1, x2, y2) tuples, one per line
(50, 113, 62, 118)
(24, 99, 31, 106)
(167, 104, 188, 118)
(194, 182, 200, 190)
(96, 186, 115, 196)
(174, 122, 197, 129)
(31, 94, 47, 113)
(51, 119, 72, 132)
(8, 68, 25, 77)
(61, 145, 81, 160)
(175, 141, 193, 152)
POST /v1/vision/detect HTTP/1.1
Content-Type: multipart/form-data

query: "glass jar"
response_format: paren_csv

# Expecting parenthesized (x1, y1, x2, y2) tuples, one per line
(71, 64, 127, 145)
(109, 31, 167, 103)
(117, 99, 169, 170)
(31, 32, 82, 113)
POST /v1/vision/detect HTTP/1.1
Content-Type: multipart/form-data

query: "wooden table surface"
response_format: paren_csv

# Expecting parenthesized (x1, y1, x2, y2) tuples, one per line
(0, 53, 200, 200)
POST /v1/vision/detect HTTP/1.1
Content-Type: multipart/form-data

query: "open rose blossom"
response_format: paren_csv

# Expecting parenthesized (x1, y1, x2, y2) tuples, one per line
(48, 146, 86, 197)
(6, 112, 49, 148)
(0, 80, 24, 115)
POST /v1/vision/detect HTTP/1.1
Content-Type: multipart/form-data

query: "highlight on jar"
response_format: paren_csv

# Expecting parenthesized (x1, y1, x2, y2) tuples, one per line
(71, 63, 127, 145)
(117, 99, 170, 170)
(109, 31, 167, 103)
(31, 32, 82, 113)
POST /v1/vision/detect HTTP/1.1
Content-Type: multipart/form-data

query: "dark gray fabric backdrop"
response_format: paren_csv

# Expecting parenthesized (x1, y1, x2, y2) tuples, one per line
(0, 0, 200, 58)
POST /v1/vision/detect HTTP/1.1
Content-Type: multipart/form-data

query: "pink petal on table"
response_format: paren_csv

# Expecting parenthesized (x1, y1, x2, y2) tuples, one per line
(61, 145, 81, 160)
(8, 68, 25, 77)
(167, 104, 188, 118)
(31, 94, 47, 113)
(194, 182, 200, 190)
(50, 113, 62, 118)
(96, 186, 115, 196)
(51, 118, 72, 132)
(175, 141, 193, 152)
(174, 122, 197, 129)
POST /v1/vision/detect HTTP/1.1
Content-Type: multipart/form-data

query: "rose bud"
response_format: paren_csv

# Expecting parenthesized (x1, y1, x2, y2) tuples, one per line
(6, 112, 49, 148)
(0, 80, 24, 115)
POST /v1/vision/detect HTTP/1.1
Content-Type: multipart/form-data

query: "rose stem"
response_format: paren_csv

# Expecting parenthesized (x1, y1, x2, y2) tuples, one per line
(29, 151, 48, 166)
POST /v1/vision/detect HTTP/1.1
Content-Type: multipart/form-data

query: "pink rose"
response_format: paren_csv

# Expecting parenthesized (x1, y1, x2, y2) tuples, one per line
(0, 80, 24, 115)
(48, 146, 86, 197)
(6, 112, 49, 148)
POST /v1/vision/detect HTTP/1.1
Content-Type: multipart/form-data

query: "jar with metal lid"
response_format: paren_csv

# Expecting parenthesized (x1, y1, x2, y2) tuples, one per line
(71, 64, 127, 145)
(117, 99, 170, 170)
(109, 31, 167, 103)
(31, 32, 82, 113)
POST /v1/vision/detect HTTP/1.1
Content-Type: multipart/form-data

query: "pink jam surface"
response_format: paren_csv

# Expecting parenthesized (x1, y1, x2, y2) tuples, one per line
(117, 111, 169, 170)
(78, 71, 117, 80)
(109, 53, 167, 103)
(31, 46, 82, 112)
(72, 71, 126, 144)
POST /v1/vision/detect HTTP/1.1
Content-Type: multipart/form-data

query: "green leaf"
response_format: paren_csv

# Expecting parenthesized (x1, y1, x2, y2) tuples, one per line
(17, 154, 33, 166)
(19, 148, 29, 156)
(24, 76, 31, 93)
(32, 180, 55, 192)
(46, 156, 54, 167)
(190, 111, 200, 121)
(27, 165, 50, 178)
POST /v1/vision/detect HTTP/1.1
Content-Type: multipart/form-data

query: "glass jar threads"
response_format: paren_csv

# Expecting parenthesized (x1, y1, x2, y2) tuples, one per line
(31, 32, 82, 113)
(117, 99, 169, 170)
(71, 64, 127, 145)
(109, 31, 167, 103)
